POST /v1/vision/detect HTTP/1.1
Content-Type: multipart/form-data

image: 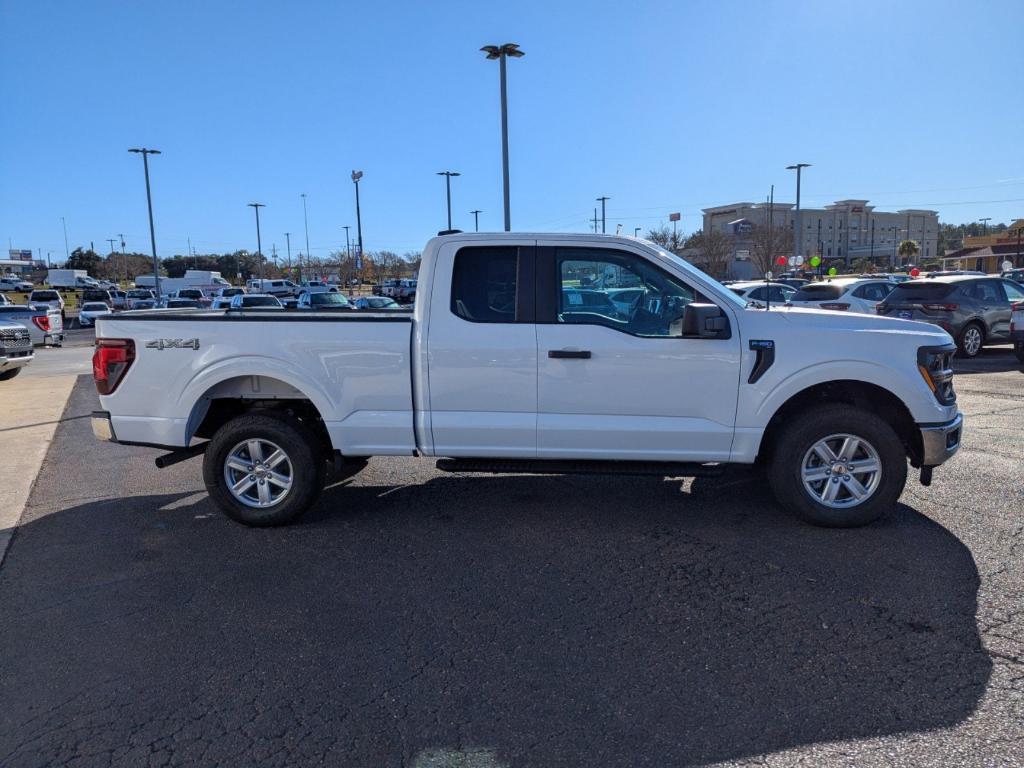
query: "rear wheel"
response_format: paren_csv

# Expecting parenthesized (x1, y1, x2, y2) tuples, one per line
(957, 322, 984, 358)
(203, 412, 326, 526)
(768, 404, 907, 528)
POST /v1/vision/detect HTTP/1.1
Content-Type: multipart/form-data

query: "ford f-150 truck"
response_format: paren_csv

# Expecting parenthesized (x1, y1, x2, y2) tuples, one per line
(91, 233, 963, 528)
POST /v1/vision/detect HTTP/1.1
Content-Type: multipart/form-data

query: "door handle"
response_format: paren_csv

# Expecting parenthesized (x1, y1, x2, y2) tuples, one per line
(548, 349, 591, 359)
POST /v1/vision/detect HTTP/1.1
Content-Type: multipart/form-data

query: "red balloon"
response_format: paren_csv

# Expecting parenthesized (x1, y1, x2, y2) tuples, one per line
(775, 255, 787, 266)
(910, 268, 920, 277)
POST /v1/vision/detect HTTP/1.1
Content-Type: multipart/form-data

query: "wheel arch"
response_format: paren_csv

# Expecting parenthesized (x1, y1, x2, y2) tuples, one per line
(757, 379, 923, 467)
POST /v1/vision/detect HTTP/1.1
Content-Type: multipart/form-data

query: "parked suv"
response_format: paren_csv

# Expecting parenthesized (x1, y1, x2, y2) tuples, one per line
(877, 276, 1024, 357)
(787, 278, 896, 315)
(82, 288, 115, 306)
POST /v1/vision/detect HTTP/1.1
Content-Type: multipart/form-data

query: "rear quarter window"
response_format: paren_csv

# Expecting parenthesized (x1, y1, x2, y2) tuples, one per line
(887, 282, 957, 301)
(791, 284, 845, 301)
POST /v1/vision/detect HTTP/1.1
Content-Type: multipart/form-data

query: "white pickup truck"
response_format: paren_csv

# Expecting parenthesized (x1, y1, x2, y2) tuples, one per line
(91, 233, 963, 528)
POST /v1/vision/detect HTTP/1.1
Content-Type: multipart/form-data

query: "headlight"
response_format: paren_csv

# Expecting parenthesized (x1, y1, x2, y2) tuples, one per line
(917, 344, 956, 405)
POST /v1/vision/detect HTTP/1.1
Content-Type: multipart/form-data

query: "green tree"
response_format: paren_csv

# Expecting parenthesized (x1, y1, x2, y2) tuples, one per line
(646, 225, 688, 252)
(66, 247, 101, 274)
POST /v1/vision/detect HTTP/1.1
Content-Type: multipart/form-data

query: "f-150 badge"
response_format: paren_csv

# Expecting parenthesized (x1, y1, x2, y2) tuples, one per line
(146, 338, 200, 350)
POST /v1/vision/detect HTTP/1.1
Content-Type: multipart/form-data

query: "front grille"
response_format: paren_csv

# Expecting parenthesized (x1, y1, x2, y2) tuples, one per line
(0, 328, 31, 348)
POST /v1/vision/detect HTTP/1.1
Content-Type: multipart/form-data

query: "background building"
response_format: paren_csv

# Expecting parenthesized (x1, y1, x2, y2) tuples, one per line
(702, 199, 938, 277)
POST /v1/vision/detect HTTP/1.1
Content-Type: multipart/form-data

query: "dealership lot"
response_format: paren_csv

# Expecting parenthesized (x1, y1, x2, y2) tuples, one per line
(0, 341, 1021, 767)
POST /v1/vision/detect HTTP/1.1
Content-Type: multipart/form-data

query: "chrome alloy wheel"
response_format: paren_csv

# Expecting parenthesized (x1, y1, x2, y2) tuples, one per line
(962, 326, 982, 356)
(223, 438, 293, 508)
(800, 433, 882, 509)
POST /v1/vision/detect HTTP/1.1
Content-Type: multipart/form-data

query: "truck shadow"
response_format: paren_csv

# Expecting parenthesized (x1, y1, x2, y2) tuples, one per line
(0, 470, 990, 767)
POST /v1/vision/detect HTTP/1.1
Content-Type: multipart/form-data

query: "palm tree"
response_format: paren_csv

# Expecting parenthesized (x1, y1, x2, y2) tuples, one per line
(897, 239, 920, 265)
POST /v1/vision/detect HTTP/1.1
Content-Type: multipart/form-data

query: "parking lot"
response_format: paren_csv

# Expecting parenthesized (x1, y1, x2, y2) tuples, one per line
(0, 338, 1021, 767)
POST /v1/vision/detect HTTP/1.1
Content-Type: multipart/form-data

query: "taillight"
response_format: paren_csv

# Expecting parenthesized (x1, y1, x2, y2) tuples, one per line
(32, 315, 50, 331)
(92, 338, 135, 395)
(819, 302, 850, 311)
(922, 303, 958, 311)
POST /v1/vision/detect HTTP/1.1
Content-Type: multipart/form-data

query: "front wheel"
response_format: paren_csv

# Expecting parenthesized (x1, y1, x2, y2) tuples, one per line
(1015, 340, 1024, 364)
(0, 367, 22, 381)
(203, 412, 326, 526)
(768, 404, 907, 528)
(957, 322, 984, 358)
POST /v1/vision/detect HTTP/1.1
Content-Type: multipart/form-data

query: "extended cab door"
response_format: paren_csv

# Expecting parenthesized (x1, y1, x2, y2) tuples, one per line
(425, 241, 538, 457)
(534, 243, 741, 462)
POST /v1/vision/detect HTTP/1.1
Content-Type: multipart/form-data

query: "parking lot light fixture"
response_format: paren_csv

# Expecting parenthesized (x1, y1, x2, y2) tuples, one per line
(248, 203, 265, 282)
(481, 43, 524, 232)
(128, 148, 162, 296)
(786, 163, 811, 261)
(437, 171, 461, 230)
(470, 210, 482, 232)
(352, 171, 364, 269)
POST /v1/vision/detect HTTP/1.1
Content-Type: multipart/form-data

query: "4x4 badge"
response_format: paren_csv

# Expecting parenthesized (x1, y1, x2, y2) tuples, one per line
(146, 338, 200, 350)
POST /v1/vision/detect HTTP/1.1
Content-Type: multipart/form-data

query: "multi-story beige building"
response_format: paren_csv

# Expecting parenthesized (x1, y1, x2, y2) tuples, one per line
(701, 199, 938, 276)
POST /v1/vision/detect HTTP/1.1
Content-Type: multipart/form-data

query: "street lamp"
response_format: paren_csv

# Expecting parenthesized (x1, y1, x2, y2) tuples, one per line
(118, 233, 127, 287)
(437, 171, 461, 230)
(470, 210, 482, 232)
(481, 43, 524, 232)
(128, 148, 162, 296)
(352, 171, 364, 270)
(634, 227, 641, 237)
(786, 162, 811, 261)
(60, 217, 69, 261)
(284, 232, 292, 274)
(248, 203, 265, 282)
(301, 193, 311, 280)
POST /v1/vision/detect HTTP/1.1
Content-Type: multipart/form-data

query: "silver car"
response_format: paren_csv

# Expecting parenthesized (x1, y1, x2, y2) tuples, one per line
(78, 302, 113, 327)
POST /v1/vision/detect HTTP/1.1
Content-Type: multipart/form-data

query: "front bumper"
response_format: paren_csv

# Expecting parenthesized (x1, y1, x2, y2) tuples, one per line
(91, 410, 117, 442)
(919, 413, 963, 467)
(0, 349, 34, 371)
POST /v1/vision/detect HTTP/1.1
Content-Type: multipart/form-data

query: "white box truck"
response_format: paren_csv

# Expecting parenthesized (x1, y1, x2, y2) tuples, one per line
(47, 269, 99, 289)
(136, 270, 231, 296)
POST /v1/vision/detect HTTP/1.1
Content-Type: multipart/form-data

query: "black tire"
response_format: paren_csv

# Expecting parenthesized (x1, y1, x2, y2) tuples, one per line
(767, 403, 907, 528)
(202, 412, 326, 527)
(1015, 341, 1024, 364)
(0, 367, 22, 381)
(957, 322, 985, 358)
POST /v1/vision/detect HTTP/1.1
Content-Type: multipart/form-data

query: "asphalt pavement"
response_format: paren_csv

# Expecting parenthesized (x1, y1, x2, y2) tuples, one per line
(0, 343, 1021, 767)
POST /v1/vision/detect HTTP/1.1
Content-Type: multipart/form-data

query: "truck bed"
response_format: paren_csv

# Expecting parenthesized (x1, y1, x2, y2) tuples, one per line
(95, 308, 416, 455)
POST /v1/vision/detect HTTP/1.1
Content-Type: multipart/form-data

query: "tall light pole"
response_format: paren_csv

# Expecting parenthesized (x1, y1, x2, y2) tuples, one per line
(284, 232, 292, 273)
(128, 148, 162, 296)
(301, 193, 311, 275)
(343, 225, 351, 259)
(436, 171, 461, 230)
(352, 171, 364, 270)
(596, 196, 610, 234)
(481, 43, 524, 232)
(118, 233, 127, 286)
(60, 217, 69, 261)
(248, 203, 265, 282)
(634, 227, 641, 237)
(470, 210, 482, 232)
(786, 163, 811, 261)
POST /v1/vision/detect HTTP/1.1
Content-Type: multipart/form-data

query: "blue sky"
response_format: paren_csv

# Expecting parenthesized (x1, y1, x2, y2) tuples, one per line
(2, 0, 1022, 263)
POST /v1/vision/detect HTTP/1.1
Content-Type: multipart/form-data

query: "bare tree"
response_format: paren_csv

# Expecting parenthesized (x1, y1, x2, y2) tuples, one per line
(687, 230, 733, 280)
(645, 225, 687, 253)
(750, 224, 794, 277)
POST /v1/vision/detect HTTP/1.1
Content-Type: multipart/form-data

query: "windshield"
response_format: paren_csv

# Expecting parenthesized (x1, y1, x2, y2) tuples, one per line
(32, 291, 58, 300)
(656, 248, 748, 310)
(245, 297, 281, 307)
(82, 303, 109, 311)
(311, 293, 350, 306)
(791, 284, 846, 301)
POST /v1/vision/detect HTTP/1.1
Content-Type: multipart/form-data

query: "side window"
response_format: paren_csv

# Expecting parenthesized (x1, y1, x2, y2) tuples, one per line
(451, 246, 518, 323)
(979, 280, 1003, 302)
(554, 247, 700, 337)
(1003, 281, 1024, 301)
(748, 287, 767, 301)
(768, 286, 791, 303)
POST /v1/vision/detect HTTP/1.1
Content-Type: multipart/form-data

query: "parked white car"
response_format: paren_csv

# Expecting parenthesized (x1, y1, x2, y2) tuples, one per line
(0, 276, 34, 293)
(230, 293, 284, 309)
(78, 302, 114, 327)
(727, 281, 797, 305)
(787, 278, 896, 314)
(246, 279, 300, 298)
(92, 233, 962, 531)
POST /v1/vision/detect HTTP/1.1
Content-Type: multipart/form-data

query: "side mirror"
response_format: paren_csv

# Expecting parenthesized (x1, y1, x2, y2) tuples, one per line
(682, 303, 730, 339)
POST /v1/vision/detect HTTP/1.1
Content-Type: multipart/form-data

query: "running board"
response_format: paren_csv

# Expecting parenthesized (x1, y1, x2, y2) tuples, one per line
(435, 458, 723, 478)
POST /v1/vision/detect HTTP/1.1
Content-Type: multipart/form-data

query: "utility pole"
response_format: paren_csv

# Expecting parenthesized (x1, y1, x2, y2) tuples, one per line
(591, 208, 600, 233)
(481, 43, 525, 231)
(979, 217, 991, 237)
(470, 210, 482, 232)
(106, 238, 117, 256)
(634, 227, 641, 237)
(248, 203, 265, 282)
(284, 232, 292, 274)
(596, 196, 609, 234)
(128, 148, 162, 296)
(870, 219, 875, 263)
(118, 233, 127, 286)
